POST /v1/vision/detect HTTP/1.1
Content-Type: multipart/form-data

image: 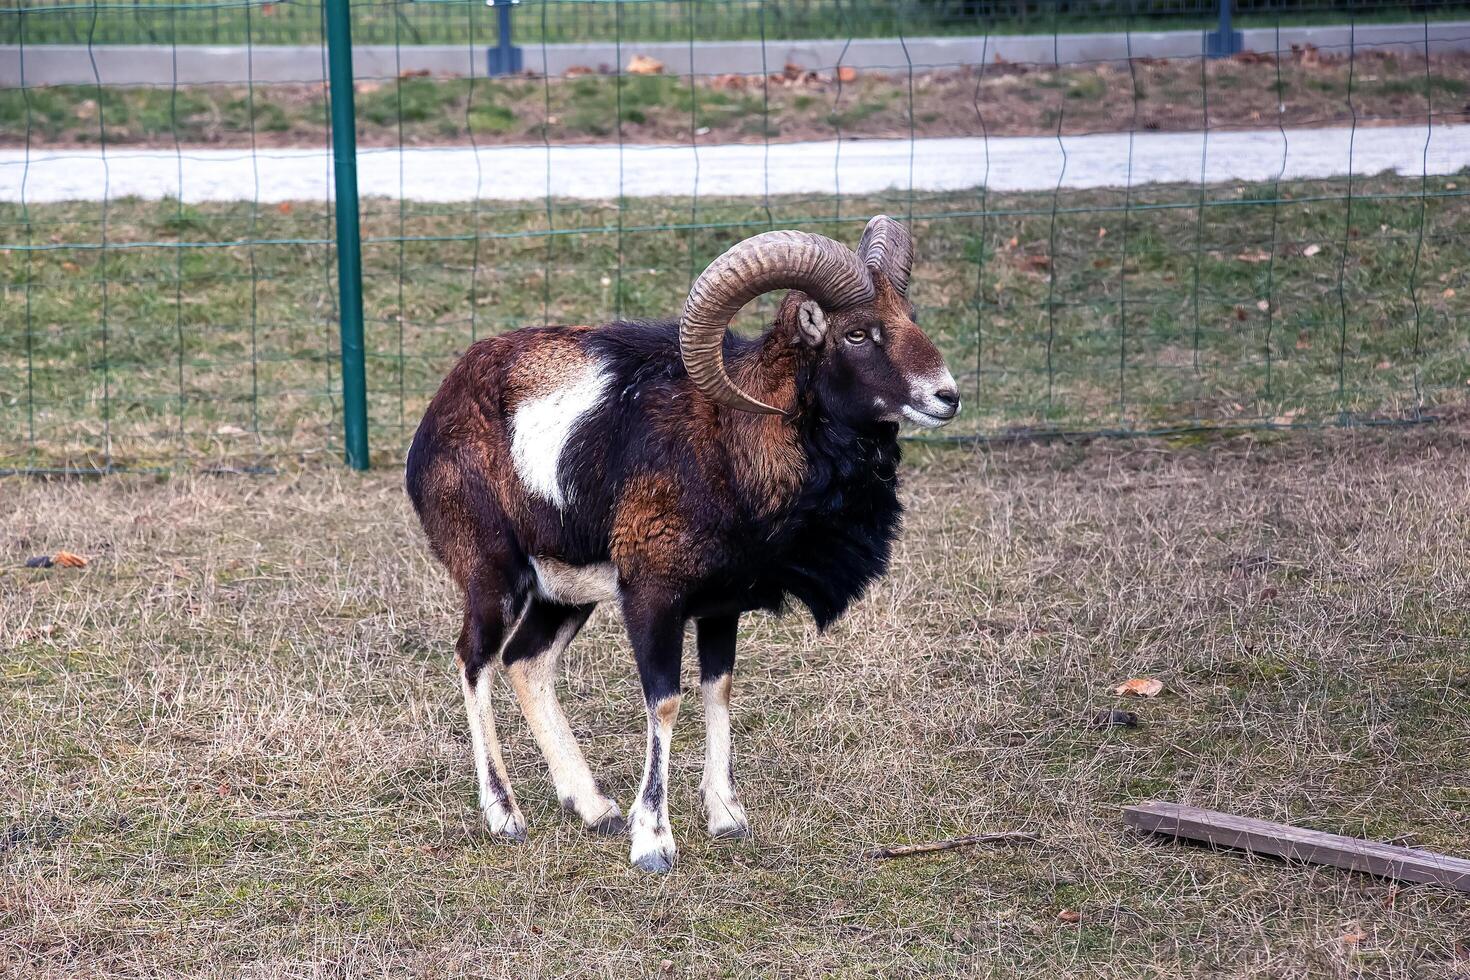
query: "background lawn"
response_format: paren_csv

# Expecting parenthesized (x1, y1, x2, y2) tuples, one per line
(4, 51, 1467, 149)
(4, 173, 1469, 471)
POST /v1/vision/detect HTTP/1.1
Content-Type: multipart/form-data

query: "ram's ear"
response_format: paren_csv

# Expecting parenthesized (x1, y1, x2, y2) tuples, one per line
(796, 300, 828, 346)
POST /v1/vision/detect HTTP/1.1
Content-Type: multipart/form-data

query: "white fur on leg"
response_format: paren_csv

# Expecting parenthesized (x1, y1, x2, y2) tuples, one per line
(461, 669, 527, 841)
(701, 674, 749, 838)
(506, 620, 624, 832)
(629, 694, 680, 873)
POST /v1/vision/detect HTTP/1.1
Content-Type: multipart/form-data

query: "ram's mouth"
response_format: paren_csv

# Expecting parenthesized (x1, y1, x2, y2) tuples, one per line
(900, 404, 955, 428)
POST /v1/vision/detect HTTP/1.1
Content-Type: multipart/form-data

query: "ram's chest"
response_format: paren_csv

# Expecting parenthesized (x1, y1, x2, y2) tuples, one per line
(729, 473, 904, 626)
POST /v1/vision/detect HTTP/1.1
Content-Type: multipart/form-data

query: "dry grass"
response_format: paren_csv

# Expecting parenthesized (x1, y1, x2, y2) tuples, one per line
(4, 421, 1470, 977)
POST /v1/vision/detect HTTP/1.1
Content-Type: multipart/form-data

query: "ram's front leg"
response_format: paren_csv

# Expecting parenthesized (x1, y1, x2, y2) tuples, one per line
(696, 615, 749, 839)
(622, 589, 685, 873)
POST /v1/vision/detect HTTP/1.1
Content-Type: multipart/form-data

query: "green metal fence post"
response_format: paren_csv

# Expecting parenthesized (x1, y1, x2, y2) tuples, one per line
(325, 0, 370, 469)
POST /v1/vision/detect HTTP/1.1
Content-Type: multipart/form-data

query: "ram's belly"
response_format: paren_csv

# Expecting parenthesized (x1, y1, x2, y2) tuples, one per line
(530, 556, 620, 605)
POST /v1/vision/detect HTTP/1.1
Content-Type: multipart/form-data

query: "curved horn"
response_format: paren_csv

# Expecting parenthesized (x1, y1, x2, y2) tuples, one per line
(680, 229, 873, 414)
(857, 214, 913, 296)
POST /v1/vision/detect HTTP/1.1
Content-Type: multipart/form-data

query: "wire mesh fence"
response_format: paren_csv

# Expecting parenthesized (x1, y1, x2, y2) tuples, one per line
(6, 0, 1470, 45)
(1, 0, 1468, 472)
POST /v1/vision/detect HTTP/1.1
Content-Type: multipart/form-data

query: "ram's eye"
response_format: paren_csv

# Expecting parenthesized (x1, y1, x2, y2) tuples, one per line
(844, 329, 868, 344)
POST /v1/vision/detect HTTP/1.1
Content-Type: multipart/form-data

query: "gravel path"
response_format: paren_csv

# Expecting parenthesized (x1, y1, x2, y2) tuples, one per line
(1, 124, 1465, 203)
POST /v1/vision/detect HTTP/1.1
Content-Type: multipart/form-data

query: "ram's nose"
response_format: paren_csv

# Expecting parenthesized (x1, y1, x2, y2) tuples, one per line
(932, 386, 960, 419)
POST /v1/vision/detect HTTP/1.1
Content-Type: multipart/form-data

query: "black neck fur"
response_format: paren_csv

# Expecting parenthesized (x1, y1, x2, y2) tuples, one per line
(758, 355, 904, 629)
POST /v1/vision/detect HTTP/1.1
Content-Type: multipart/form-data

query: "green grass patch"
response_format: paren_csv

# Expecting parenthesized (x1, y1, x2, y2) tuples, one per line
(2, 173, 1468, 471)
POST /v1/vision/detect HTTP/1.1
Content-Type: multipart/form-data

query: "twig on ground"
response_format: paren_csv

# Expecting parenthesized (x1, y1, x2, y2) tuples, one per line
(862, 831, 1039, 860)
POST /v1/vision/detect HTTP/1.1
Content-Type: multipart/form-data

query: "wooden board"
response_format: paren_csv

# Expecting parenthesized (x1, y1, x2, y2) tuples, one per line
(1124, 801, 1470, 894)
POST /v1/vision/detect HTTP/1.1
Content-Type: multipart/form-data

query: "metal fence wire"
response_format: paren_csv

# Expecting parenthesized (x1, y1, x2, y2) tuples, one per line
(6, 0, 1470, 45)
(1, 0, 1468, 473)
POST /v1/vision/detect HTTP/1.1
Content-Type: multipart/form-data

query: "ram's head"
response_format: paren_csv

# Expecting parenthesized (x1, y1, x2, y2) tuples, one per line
(680, 215, 960, 428)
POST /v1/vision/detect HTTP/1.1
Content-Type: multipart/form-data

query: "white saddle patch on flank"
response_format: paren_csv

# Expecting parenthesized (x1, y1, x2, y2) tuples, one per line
(530, 557, 620, 605)
(509, 362, 611, 509)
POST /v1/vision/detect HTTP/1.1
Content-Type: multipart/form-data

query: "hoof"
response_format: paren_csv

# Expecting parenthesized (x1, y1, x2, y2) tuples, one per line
(632, 849, 675, 874)
(590, 813, 628, 837)
(709, 821, 751, 841)
(565, 795, 627, 837)
(629, 821, 676, 873)
(484, 803, 528, 842)
(704, 795, 749, 841)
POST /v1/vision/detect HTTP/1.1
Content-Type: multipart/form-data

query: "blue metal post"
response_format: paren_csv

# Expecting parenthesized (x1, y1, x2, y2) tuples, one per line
(487, 0, 523, 76)
(1205, 0, 1243, 58)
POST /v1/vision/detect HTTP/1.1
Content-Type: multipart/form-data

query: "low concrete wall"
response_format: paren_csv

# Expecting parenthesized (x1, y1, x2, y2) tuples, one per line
(4, 22, 1469, 86)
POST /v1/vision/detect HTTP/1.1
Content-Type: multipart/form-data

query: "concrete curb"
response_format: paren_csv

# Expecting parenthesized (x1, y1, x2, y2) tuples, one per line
(4, 124, 1465, 203)
(4, 22, 1470, 86)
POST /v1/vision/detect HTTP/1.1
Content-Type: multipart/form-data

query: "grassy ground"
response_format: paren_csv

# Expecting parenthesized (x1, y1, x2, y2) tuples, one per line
(3, 173, 1468, 471)
(3, 422, 1470, 977)
(5, 49, 1468, 149)
(6, 0, 1469, 48)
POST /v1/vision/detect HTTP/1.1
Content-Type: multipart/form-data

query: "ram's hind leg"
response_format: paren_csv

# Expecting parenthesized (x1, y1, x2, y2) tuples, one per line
(458, 578, 527, 841)
(504, 598, 625, 835)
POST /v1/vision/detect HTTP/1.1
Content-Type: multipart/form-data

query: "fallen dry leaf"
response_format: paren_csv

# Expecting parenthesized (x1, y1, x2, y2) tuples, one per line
(1342, 927, 1367, 946)
(1301, 243, 1322, 257)
(626, 54, 664, 75)
(1114, 677, 1163, 698)
(60, 260, 80, 273)
(52, 551, 88, 569)
(1235, 249, 1270, 263)
(1057, 909, 1082, 924)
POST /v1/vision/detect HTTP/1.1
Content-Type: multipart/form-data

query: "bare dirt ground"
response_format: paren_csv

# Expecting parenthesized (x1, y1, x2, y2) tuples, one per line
(5, 47, 1468, 150)
(4, 420, 1470, 977)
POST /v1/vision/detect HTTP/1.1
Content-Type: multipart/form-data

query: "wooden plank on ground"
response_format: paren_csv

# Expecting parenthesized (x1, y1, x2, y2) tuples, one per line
(1123, 801, 1470, 894)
